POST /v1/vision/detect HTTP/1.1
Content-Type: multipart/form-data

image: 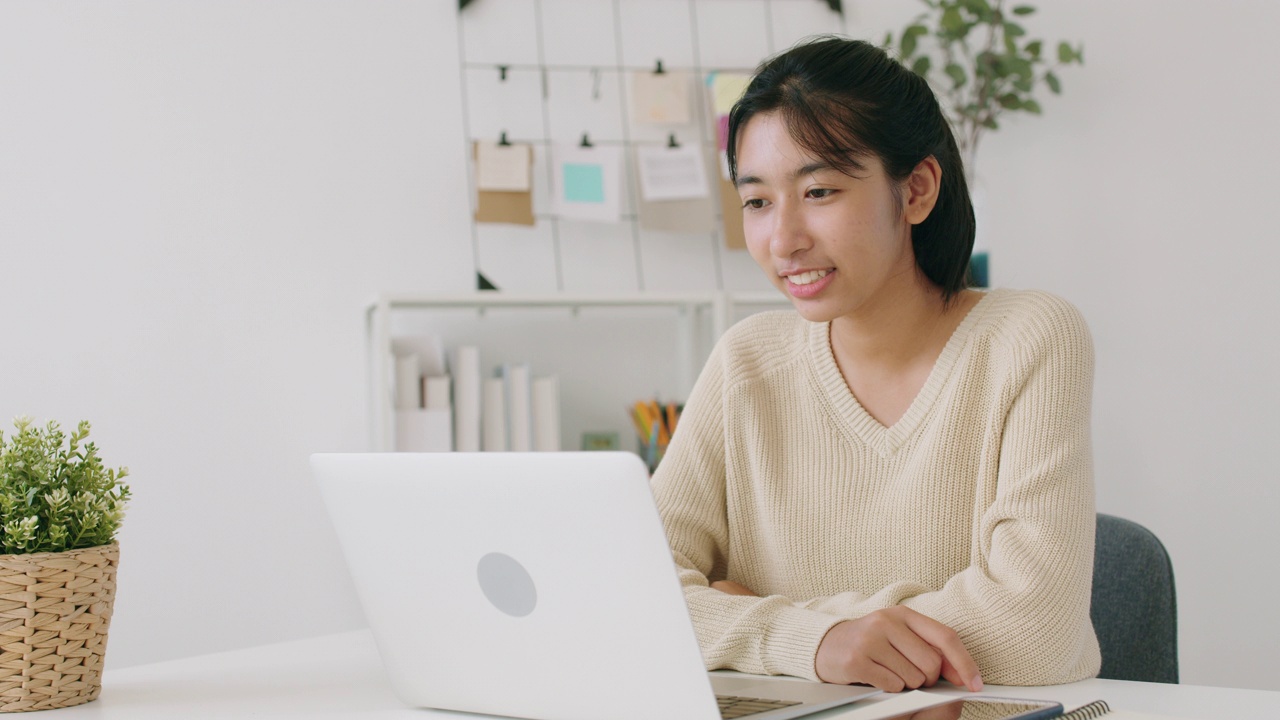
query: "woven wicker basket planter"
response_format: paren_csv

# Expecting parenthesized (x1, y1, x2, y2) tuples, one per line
(0, 543, 118, 713)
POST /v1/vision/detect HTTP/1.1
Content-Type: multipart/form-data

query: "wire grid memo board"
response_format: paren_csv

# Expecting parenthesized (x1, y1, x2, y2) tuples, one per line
(458, 0, 847, 295)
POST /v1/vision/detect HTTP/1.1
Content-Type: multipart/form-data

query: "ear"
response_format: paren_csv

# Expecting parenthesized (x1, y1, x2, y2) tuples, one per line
(903, 156, 942, 226)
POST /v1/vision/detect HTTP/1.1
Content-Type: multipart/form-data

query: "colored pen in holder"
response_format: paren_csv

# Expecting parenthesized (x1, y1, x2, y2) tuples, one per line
(632, 399, 682, 474)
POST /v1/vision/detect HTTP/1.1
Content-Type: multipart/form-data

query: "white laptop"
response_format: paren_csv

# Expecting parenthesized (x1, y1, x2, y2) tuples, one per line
(312, 451, 879, 720)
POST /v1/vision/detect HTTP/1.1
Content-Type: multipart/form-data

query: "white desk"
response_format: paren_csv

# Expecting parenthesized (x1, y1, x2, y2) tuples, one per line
(52, 630, 1278, 719)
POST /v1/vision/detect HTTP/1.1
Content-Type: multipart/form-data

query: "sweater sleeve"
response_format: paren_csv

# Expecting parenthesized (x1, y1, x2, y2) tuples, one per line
(791, 300, 1102, 686)
(651, 338, 848, 682)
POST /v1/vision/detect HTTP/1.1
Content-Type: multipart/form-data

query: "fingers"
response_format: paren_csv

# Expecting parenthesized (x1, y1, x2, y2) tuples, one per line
(815, 611, 981, 694)
(938, 656, 966, 689)
(818, 616, 932, 691)
(902, 611, 983, 692)
(885, 625, 943, 687)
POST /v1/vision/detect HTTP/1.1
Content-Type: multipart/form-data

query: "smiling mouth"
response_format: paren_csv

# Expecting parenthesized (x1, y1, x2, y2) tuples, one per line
(785, 269, 832, 286)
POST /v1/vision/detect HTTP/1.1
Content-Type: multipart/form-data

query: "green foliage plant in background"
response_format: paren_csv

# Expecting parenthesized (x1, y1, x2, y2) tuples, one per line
(0, 417, 131, 554)
(884, 0, 1084, 179)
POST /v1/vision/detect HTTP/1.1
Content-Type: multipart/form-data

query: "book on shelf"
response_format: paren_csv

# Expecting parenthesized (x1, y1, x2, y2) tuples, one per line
(500, 362, 533, 452)
(482, 376, 507, 452)
(531, 375, 560, 452)
(392, 339, 454, 452)
(423, 375, 452, 411)
(388, 337, 566, 454)
(451, 345, 482, 452)
(395, 409, 452, 452)
(393, 354, 421, 411)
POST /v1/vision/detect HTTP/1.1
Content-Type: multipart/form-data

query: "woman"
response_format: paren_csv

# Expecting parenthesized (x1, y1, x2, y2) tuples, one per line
(650, 37, 1100, 692)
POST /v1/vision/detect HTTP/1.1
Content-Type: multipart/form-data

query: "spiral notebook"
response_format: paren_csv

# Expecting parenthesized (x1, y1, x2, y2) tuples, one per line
(1061, 700, 1179, 719)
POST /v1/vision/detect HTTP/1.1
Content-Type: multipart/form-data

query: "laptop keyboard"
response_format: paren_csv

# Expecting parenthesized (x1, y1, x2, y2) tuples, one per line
(716, 694, 802, 718)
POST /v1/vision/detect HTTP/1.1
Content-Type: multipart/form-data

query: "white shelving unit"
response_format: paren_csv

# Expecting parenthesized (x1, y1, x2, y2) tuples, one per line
(367, 292, 796, 452)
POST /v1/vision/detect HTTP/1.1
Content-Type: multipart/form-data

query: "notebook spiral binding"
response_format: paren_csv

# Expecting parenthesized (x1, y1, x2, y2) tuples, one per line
(1060, 699, 1112, 720)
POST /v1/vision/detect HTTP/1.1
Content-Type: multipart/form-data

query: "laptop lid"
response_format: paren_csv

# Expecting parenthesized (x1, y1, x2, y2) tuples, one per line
(313, 451, 722, 720)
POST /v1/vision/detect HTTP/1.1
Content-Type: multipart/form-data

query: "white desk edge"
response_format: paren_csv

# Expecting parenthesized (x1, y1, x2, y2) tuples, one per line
(51, 630, 1278, 719)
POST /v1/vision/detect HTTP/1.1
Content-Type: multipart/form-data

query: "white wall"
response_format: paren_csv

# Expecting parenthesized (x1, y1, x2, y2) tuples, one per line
(2, 0, 1278, 694)
(0, 0, 474, 667)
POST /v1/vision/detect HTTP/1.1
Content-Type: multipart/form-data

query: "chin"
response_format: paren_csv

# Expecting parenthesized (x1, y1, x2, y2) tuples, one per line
(785, 298, 843, 324)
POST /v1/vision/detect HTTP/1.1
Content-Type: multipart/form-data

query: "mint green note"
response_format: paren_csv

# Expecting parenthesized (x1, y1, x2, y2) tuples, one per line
(563, 163, 605, 203)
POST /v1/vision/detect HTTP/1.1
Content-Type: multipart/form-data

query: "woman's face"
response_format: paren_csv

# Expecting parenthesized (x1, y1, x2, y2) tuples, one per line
(735, 111, 920, 324)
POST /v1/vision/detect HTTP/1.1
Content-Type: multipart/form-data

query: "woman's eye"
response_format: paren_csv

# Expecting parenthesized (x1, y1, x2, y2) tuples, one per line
(742, 198, 766, 210)
(807, 188, 835, 199)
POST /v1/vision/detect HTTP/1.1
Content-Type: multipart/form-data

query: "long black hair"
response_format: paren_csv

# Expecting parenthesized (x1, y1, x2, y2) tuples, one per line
(727, 36, 974, 300)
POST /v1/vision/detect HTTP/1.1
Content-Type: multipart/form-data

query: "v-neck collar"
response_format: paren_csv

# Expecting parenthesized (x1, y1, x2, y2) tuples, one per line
(807, 289, 999, 457)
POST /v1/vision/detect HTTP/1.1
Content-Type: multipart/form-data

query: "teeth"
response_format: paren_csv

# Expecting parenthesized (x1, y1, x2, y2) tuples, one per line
(788, 269, 830, 285)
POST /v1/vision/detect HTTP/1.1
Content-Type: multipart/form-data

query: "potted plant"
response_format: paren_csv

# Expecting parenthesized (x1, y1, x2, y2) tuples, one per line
(884, 0, 1085, 180)
(0, 418, 130, 712)
(884, 0, 1084, 287)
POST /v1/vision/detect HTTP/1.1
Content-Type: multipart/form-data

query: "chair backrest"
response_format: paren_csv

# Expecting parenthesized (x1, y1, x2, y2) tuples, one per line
(1091, 513, 1179, 683)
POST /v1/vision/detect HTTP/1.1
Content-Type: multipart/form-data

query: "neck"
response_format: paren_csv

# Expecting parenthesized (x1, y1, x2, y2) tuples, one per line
(829, 270, 958, 371)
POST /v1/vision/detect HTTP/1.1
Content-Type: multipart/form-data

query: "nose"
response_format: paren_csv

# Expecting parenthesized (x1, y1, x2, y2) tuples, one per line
(769, 198, 812, 259)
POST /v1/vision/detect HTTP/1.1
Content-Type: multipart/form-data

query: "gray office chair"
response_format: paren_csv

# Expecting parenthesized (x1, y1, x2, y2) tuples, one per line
(1091, 513, 1179, 683)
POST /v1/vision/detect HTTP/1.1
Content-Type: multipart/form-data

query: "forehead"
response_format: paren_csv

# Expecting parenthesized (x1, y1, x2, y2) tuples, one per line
(736, 112, 814, 167)
(735, 110, 879, 180)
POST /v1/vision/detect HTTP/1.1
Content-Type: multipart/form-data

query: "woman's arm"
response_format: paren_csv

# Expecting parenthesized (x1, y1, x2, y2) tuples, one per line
(651, 341, 848, 681)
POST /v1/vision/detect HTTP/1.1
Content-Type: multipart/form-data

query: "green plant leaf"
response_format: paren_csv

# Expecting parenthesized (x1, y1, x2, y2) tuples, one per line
(1058, 41, 1073, 63)
(1045, 71, 1061, 94)
(1076, 43, 1086, 64)
(945, 62, 968, 89)
(1025, 40, 1042, 59)
(941, 6, 966, 35)
(883, 31, 893, 48)
(912, 55, 933, 77)
(978, 51, 1005, 78)
(1012, 5, 1036, 15)
(998, 93, 1021, 109)
(960, 0, 992, 19)
(1022, 98, 1043, 114)
(982, 117, 1000, 130)
(1003, 21, 1026, 38)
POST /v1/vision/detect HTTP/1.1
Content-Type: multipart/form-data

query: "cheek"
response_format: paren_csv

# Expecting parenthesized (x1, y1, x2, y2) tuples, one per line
(743, 215, 772, 266)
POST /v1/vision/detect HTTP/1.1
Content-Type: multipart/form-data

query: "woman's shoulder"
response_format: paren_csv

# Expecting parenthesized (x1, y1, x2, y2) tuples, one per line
(714, 309, 812, 381)
(978, 288, 1093, 359)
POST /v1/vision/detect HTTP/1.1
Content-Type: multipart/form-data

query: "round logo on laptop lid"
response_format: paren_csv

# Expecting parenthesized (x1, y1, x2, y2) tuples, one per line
(476, 552, 537, 617)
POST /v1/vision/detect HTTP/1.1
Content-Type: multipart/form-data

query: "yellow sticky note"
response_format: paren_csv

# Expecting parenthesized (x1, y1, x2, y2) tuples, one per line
(711, 73, 752, 115)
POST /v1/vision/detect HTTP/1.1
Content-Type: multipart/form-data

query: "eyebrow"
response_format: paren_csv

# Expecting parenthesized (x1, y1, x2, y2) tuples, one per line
(734, 161, 837, 189)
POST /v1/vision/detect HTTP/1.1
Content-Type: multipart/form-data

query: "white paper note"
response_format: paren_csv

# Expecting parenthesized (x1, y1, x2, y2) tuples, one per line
(475, 141, 532, 192)
(631, 72, 691, 125)
(551, 144, 622, 222)
(637, 144, 709, 202)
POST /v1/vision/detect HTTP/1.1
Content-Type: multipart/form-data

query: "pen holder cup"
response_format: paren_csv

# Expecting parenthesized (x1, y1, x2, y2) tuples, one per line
(0, 543, 118, 713)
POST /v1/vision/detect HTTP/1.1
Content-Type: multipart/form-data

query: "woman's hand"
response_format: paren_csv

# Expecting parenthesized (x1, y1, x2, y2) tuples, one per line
(815, 607, 983, 693)
(710, 580, 758, 596)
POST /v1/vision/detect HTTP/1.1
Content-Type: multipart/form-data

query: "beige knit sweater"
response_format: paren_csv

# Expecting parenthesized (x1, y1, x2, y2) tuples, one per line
(650, 289, 1102, 686)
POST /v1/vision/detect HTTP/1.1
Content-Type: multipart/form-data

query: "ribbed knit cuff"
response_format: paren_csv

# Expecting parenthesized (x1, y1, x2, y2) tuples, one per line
(760, 604, 847, 681)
